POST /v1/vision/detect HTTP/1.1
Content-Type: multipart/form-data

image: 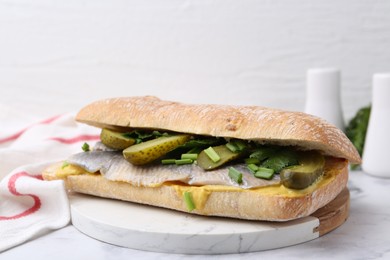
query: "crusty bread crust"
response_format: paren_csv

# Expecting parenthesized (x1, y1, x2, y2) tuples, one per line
(43, 158, 348, 221)
(75, 96, 361, 164)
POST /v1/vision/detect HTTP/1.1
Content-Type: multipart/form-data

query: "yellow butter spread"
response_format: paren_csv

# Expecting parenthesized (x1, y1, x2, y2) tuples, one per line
(171, 174, 332, 210)
(56, 158, 345, 210)
(56, 164, 88, 178)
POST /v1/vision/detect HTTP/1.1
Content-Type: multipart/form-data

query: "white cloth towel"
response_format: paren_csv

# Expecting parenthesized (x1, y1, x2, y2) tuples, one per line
(0, 112, 100, 252)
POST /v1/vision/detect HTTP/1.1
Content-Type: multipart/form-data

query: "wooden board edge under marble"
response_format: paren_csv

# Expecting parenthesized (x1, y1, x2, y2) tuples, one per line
(311, 188, 350, 236)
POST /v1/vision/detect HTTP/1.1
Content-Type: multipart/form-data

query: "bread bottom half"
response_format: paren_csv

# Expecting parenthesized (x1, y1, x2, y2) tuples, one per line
(43, 157, 348, 221)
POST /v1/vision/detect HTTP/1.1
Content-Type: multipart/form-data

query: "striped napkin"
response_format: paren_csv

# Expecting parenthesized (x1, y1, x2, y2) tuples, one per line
(0, 109, 100, 252)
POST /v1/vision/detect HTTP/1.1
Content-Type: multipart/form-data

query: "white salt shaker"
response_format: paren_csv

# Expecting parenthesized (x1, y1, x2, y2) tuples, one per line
(362, 73, 390, 178)
(305, 68, 345, 131)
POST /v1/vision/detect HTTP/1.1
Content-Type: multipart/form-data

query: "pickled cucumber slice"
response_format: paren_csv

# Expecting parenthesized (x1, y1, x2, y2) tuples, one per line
(280, 151, 325, 189)
(100, 128, 136, 150)
(123, 134, 191, 165)
(197, 145, 242, 170)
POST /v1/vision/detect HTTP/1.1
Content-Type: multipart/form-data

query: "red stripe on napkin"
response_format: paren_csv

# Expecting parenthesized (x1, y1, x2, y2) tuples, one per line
(0, 172, 42, 221)
(0, 115, 63, 144)
(48, 134, 100, 144)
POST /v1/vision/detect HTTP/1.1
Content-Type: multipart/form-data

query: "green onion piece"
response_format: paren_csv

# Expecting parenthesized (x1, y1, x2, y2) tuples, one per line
(175, 159, 193, 165)
(181, 153, 198, 160)
(226, 140, 248, 153)
(228, 167, 243, 184)
(234, 140, 247, 151)
(161, 159, 176, 165)
(183, 191, 196, 211)
(247, 163, 259, 174)
(61, 161, 69, 169)
(204, 147, 221, 162)
(226, 142, 239, 152)
(245, 157, 260, 165)
(254, 167, 275, 180)
(82, 142, 90, 152)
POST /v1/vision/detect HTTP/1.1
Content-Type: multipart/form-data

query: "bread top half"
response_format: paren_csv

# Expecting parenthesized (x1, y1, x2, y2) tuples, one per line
(76, 96, 361, 164)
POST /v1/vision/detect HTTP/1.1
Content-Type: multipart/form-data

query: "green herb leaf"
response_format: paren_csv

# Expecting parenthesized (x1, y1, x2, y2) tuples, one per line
(183, 191, 196, 211)
(260, 150, 298, 173)
(249, 146, 279, 161)
(82, 143, 90, 152)
(164, 137, 223, 159)
(123, 130, 169, 144)
(180, 138, 224, 149)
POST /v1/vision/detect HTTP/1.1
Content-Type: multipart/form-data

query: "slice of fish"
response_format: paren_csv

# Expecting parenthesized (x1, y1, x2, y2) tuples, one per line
(67, 151, 280, 189)
(189, 163, 280, 188)
(67, 151, 117, 173)
(103, 155, 192, 186)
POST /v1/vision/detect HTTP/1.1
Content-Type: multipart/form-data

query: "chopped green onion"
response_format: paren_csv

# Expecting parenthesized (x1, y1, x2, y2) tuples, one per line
(204, 147, 221, 162)
(175, 159, 193, 165)
(82, 142, 90, 152)
(226, 142, 239, 152)
(181, 153, 198, 160)
(254, 167, 275, 180)
(234, 140, 247, 151)
(61, 161, 69, 169)
(245, 157, 260, 165)
(161, 159, 176, 165)
(228, 167, 243, 184)
(226, 140, 248, 153)
(183, 191, 196, 211)
(247, 163, 259, 174)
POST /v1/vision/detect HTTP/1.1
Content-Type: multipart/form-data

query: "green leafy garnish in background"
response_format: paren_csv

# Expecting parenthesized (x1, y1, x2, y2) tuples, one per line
(345, 105, 371, 170)
(345, 105, 371, 156)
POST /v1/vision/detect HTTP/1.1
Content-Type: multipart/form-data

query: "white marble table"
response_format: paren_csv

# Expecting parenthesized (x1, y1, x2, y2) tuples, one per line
(2, 170, 390, 260)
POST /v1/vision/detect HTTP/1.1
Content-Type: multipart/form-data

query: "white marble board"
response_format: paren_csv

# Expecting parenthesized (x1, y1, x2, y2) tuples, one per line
(69, 192, 343, 254)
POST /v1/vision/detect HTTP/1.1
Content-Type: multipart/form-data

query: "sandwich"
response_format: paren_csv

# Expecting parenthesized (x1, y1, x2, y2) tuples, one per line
(43, 96, 361, 221)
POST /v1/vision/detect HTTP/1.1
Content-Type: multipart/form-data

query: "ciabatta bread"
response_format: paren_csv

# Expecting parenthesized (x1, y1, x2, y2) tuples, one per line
(42, 96, 360, 221)
(76, 96, 361, 164)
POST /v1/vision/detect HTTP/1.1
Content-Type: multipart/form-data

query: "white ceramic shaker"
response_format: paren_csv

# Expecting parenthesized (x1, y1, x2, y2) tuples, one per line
(305, 68, 345, 131)
(362, 73, 390, 178)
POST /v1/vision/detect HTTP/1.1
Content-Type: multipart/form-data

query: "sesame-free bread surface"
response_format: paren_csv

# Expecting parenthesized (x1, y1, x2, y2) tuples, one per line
(76, 96, 361, 164)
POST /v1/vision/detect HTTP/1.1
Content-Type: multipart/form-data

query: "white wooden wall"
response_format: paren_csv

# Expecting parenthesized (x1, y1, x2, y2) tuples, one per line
(1, 0, 389, 121)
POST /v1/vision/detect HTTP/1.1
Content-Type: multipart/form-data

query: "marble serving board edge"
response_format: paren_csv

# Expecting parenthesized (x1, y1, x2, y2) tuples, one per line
(69, 188, 349, 254)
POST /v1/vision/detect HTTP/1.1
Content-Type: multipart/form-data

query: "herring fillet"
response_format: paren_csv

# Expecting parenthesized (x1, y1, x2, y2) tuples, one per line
(67, 151, 280, 189)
